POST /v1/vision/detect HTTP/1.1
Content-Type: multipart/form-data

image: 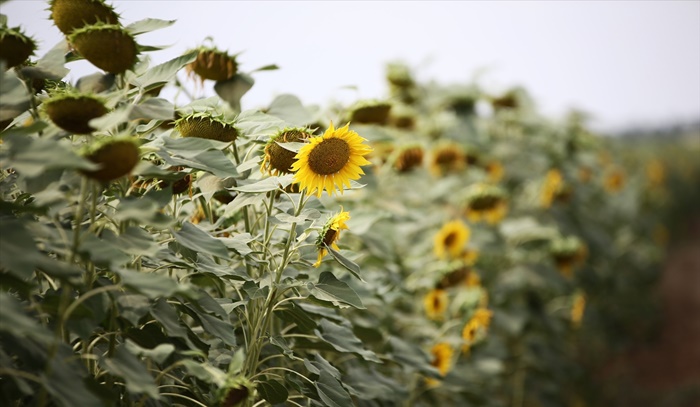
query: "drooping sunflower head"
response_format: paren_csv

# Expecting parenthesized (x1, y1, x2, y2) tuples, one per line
(49, 0, 120, 36)
(0, 26, 38, 69)
(436, 265, 469, 290)
(603, 167, 625, 193)
(423, 289, 448, 320)
(393, 145, 424, 173)
(550, 236, 588, 278)
(389, 104, 418, 130)
(434, 220, 470, 260)
(346, 99, 392, 125)
(430, 142, 465, 176)
(175, 111, 239, 142)
(185, 45, 238, 83)
(314, 210, 351, 267)
(430, 342, 454, 378)
(80, 136, 141, 183)
(291, 122, 372, 197)
(43, 88, 109, 134)
(69, 23, 138, 74)
(261, 127, 312, 175)
(463, 183, 508, 225)
(540, 168, 565, 208)
(386, 62, 415, 89)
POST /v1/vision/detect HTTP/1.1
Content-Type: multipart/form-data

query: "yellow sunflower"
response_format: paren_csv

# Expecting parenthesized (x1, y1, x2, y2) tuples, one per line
(292, 122, 372, 197)
(603, 167, 625, 193)
(461, 308, 493, 352)
(430, 143, 465, 176)
(314, 210, 351, 267)
(485, 160, 504, 183)
(393, 145, 424, 173)
(426, 342, 454, 386)
(571, 293, 586, 327)
(540, 169, 564, 208)
(424, 289, 448, 320)
(464, 183, 508, 225)
(434, 220, 470, 259)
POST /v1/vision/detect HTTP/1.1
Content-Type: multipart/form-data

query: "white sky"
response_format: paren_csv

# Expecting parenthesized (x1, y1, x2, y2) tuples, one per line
(2, 0, 699, 132)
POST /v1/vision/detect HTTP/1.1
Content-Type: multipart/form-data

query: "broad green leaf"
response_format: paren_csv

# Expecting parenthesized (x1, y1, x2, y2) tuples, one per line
(266, 94, 314, 126)
(257, 379, 288, 404)
(79, 233, 132, 268)
(326, 246, 363, 281)
(309, 272, 365, 309)
(214, 73, 254, 111)
(387, 336, 440, 378)
(130, 97, 175, 121)
(104, 227, 160, 257)
(125, 341, 175, 364)
(180, 359, 226, 386)
(0, 134, 97, 177)
(114, 268, 185, 298)
(43, 355, 103, 407)
(102, 345, 160, 398)
(223, 192, 266, 215)
(183, 304, 237, 346)
(114, 194, 174, 228)
(0, 218, 41, 279)
(0, 292, 54, 344)
(88, 106, 134, 132)
(157, 148, 238, 178)
(116, 293, 151, 326)
(274, 302, 317, 332)
(315, 319, 381, 363)
(131, 51, 197, 89)
(315, 371, 353, 407)
(235, 109, 285, 138)
(173, 222, 230, 259)
(270, 335, 295, 358)
(158, 133, 232, 153)
(275, 208, 321, 224)
(242, 280, 269, 300)
(126, 18, 176, 35)
(231, 175, 293, 193)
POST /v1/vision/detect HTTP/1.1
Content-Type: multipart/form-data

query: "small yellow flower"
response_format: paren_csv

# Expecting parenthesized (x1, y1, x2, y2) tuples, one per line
(424, 289, 448, 320)
(292, 122, 372, 197)
(434, 220, 470, 259)
(426, 342, 454, 386)
(571, 293, 586, 327)
(314, 210, 351, 267)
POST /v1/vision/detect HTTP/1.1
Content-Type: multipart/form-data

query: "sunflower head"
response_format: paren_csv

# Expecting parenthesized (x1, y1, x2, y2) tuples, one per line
(603, 167, 625, 193)
(571, 292, 586, 327)
(462, 307, 493, 350)
(484, 160, 505, 183)
(550, 236, 588, 277)
(393, 145, 424, 173)
(175, 111, 239, 142)
(80, 136, 141, 182)
(429, 342, 454, 378)
(185, 45, 238, 83)
(423, 289, 448, 320)
(69, 23, 138, 74)
(217, 375, 254, 407)
(434, 220, 470, 260)
(261, 127, 313, 175)
(0, 26, 37, 69)
(463, 183, 508, 225)
(49, 0, 120, 35)
(292, 122, 372, 197)
(386, 62, 415, 88)
(540, 168, 565, 208)
(430, 142, 465, 176)
(346, 99, 392, 125)
(389, 104, 417, 130)
(314, 210, 351, 267)
(43, 88, 108, 134)
(446, 93, 478, 116)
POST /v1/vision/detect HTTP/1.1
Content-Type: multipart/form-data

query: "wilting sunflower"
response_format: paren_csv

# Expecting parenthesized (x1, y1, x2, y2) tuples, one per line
(550, 236, 588, 277)
(434, 220, 470, 259)
(540, 168, 564, 208)
(292, 122, 372, 197)
(261, 127, 312, 175)
(462, 307, 493, 351)
(603, 167, 625, 193)
(314, 210, 351, 267)
(463, 183, 508, 225)
(571, 292, 586, 327)
(430, 142, 465, 176)
(393, 145, 424, 173)
(427, 342, 454, 385)
(423, 289, 448, 320)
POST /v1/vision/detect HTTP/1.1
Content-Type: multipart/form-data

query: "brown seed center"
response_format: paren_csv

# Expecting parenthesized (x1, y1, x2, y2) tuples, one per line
(443, 232, 458, 248)
(322, 228, 338, 247)
(308, 138, 351, 175)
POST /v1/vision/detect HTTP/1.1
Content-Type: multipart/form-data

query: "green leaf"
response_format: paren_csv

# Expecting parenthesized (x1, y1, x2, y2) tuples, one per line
(387, 336, 440, 378)
(114, 268, 186, 299)
(126, 18, 176, 35)
(130, 97, 175, 121)
(326, 246, 363, 281)
(214, 73, 254, 111)
(0, 134, 97, 177)
(125, 341, 175, 365)
(223, 192, 266, 215)
(310, 272, 365, 309)
(270, 335, 296, 359)
(315, 371, 353, 407)
(315, 319, 381, 363)
(274, 302, 317, 332)
(131, 51, 197, 89)
(102, 345, 160, 398)
(235, 109, 285, 138)
(157, 147, 238, 178)
(183, 304, 237, 346)
(88, 106, 133, 132)
(0, 292, 54, 345)
(114, 192, 174, 228)
(43, 356, 104, 407)
(79, 233, 132, 268)
(257, 379, 288, 404)
(0, 218, 41, 279)
(173, 222, 230, 259)
(231, 175, 293, 193)
(180, 359, 226, 386)
(266, 94, 314, 127)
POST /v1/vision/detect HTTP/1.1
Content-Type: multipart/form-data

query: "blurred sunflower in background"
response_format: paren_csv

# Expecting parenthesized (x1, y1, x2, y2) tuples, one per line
(603, 167, 626, 193)
(571, 292, 586, 327)
(314, 210, 351, 267)
(540, 168, 565, 208)
(424, 288, 449, 320)
(430, 142, 465, 176)
(550, 236, 588, 277)
(434, 220, 470, 259)
(427, 342, 454, 386)
(292, 122, 372, 197)
(463, 183, 508, 224)
(462, 307, 493, 352)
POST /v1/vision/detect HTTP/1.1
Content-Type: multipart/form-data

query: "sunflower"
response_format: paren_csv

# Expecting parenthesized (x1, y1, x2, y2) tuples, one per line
(427, 342, 454, 385)
(464, 183, 508, 225)
(423, 289, 448, 320)
(603, 167, 625, 193)
(540, 169, 564, 208)
(434, 220, 470, 259)
(571, 293, 586, 327)
(314, 210, 351, 267)
(550, 236, 588, 278)
(292, 122, 372, 197)
(485, 160, 504, 183)
(430, 143, 465, 176)
(462, 308, 493, 351)
(261, 127, 312, 175)
(393, 145, 424, 173)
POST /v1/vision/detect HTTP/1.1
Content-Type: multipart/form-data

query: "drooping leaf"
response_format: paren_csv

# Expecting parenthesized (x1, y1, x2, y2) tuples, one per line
(131, 51, 197, 89)
(315, 371, 353, 407)
(130, 97, 175, 121)
(326, 246, 363, 281)
(230, 175, 293, 193)
(257, 379, 288, 404)
(172, 222, 230, 259)
(309, 272, 365, 309)
(0, 134, 97, 177)
(102, 345, 160, 399)
(114, 268, 186, 299)
(315, 319, 381, 363)
(126, 18, 176, 35)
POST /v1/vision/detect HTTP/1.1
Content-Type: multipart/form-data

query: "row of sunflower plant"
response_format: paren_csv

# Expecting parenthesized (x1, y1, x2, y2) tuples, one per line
(2, 1, 700, 407)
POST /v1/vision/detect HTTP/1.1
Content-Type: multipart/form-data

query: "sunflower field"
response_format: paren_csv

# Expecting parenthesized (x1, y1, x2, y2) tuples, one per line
(1, 1, 699, 407)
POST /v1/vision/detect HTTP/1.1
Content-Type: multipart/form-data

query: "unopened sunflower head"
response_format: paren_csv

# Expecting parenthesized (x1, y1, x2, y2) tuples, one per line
(80, 136, 141, 182)
(49, 0, 120, 35)
(347, 99, 392, 125)
(291, 122, 372, 197)
(261, 127, 313, 176)
(43, 88, 108, 134)
(463, 183, 508, 224)
(0, 26, 37, 69)
(436, 265, 470, 290)
(550, 236, 588, 278)
(175, 111, 239, 142)
(430, 142, 465, 176)
(185, 45, 238, 83)
(69, 23, 138, 74)
(314, 210, 351, 267)
(392, 144, 424, 173)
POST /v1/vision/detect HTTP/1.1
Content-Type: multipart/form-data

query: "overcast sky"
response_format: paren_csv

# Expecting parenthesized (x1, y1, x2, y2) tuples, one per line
(2, 0, 699, 132)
